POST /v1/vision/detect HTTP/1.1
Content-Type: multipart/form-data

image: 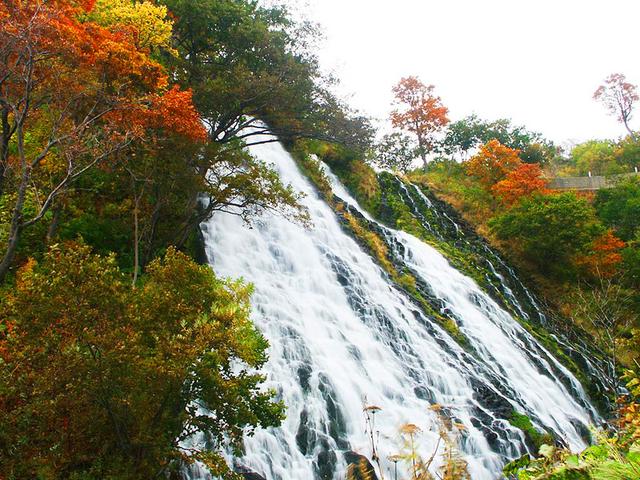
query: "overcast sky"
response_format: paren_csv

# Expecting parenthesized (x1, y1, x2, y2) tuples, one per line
(298, 0, 640, 145)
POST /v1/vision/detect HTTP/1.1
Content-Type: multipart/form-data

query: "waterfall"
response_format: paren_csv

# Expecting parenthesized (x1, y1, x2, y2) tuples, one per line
(198, 137, 598, 480)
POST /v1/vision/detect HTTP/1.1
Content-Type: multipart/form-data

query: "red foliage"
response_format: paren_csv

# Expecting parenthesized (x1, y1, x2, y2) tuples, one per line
(577, 230, 626, 278)
(390, 76, 449, 162)
(465, 139, 522, 188)
(147, 86, 207, 142)
(0, 0, 202, 151)
(594, 73, 639, 125)
(491, 163, 548, 205)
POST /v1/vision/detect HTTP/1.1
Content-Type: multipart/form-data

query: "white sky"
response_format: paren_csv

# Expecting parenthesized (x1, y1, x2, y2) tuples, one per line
(299, 0, 640, 145)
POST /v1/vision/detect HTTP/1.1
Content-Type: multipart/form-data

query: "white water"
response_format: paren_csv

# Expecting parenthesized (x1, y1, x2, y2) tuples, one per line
(199, 138, 596, 479)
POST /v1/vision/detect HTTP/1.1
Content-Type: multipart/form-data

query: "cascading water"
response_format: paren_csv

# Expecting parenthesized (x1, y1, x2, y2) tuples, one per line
(198, 137, 598, 480)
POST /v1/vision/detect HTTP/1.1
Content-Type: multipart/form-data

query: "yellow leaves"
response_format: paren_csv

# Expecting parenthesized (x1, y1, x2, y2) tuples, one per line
(90, 0, 176, 53)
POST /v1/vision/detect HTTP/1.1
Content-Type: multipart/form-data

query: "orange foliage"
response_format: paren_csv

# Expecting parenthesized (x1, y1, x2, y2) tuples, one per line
(0, 0, 202, 153)
(465, 139, 522, 188)
(390, 76, 449, 163)
(106, 86, 207, 142)
(577, 230, 625, 278)
(491, 163, 548, 205)
(147, 86, 207, 141)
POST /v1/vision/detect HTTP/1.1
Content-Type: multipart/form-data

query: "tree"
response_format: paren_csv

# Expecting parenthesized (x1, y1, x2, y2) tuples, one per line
(491, 163, 548, 206)
(576, 230, 626, 279)
(390, 76, 449, 168)
(621, 233, 640, 287)
(465, 139, 522, 189)
(489, 192, 603, 276)
(88, 0, 176, 52)
(594, 73, 639, 141)
(571, 277, 634, 396)
(594, 176, 640, 241)
(374, 132, 417, 173)
(0, 0, 205, 281)
(0, 243, 284, 478)
(162, 0, 371, 149)
(570, 140, 619, 176)
(438, 115, 555, 165)
(614, 135, 640, 172)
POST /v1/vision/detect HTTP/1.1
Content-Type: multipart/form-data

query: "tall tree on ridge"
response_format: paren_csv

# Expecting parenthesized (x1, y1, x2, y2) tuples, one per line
(594, 73, 639, 141)
(390, 76, 449, 169)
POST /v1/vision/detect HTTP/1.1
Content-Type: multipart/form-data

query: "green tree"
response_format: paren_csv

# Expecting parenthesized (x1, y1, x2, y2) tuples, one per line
(614, 136, 640, 172)
(489, 193, 602, 276)
(162, 0, 371, 148)
(438, 115, 556, 165)
(594, 177, 640, 241)
(622, 234, 640, 288)
(374, 132, 417, 173)
(0, 244, 284, 479)
(570, 140, 619, 176)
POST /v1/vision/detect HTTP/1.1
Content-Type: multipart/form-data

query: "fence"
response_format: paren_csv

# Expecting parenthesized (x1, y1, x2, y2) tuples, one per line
(547, 172, 640, 191)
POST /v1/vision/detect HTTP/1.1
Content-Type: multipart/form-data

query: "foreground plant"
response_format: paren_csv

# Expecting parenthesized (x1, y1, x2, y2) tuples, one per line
(350, 403, 470, 480)
(504, 372, 640, 480)
(0, 243, 284, 479)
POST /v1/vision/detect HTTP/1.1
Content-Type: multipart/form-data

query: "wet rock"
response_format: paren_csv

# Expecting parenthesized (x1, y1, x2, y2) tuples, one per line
(343, 451, 379, 480)
(235, 464, 267, 480)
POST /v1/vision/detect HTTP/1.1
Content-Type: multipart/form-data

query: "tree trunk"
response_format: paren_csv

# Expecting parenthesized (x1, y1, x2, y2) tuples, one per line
(0, 106, 11, 196)
(0, 124, 28, 283)
(0, 208, 23, 282)
(46, 204, 62, 244)
(417, 137, 428, 170)
(623, 117, 638, 142)
(131, 180, 143, 287)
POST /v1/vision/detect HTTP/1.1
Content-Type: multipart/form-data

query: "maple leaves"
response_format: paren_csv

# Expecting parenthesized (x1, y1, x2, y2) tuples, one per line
(465, 139, 522, 188)
(108, 86, 207, 142)
(464, 139, 548, 206)
(492, 163, 548, 206)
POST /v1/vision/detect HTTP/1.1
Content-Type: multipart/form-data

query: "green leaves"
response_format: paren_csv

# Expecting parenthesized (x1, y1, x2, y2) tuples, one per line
(595, 177, 640, 242)
(0, 243, 282, 478)
(489, 192, 603, 277)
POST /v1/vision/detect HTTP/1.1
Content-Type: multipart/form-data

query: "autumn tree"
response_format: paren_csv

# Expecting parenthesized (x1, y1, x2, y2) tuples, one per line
(594, 73, 639, 141)
(576, 230, 626, 279)
(0, 0, 204, 281)
(390, 76, 449, 168)
(0, 244, 284, 478)
(88, 0, 176, 52)
(464, 139, 522, 189)
(491, 163, 548, 206)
